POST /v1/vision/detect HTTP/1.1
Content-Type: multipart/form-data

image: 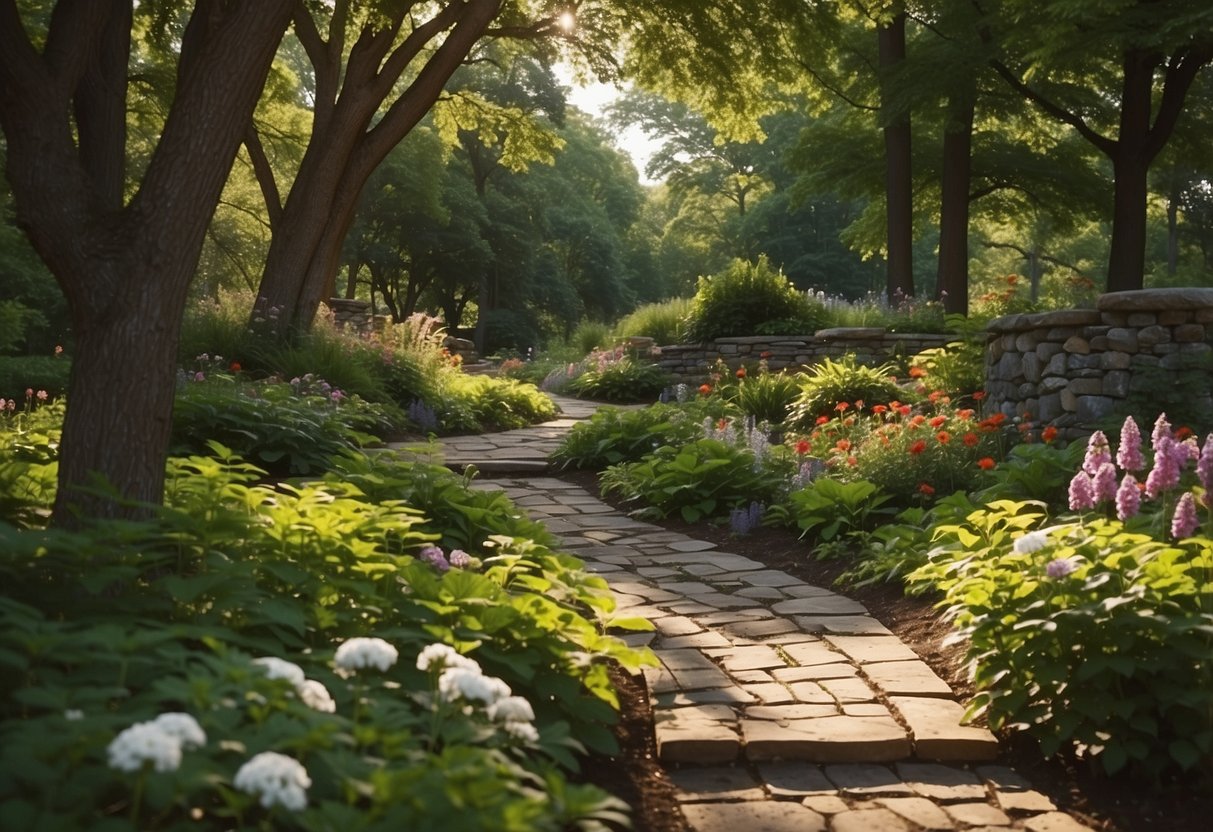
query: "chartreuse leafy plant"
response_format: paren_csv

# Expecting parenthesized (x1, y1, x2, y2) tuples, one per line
(0, 446, 650, 830)
(909, 505, 1213, 779)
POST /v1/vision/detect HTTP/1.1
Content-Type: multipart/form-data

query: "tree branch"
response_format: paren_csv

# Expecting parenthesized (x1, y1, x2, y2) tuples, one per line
(73, 0, 131, 212)
(989, 57, 1117, 156)
(371, 1, 466, 101)
(244, 124, 282, 227)
(794, 54, 879, 111)
(1144, 42, 1213, 162)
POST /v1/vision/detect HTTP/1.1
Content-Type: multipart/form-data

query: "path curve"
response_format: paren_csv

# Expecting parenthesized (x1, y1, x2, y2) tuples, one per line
(391, 395, 1098, 832)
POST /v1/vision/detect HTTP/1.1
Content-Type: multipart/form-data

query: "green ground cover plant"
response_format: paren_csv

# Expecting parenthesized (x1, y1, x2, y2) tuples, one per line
(0, 431, 651, 830)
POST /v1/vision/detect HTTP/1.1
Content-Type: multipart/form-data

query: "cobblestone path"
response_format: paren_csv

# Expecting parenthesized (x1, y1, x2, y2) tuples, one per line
(391, 395, 1097, 832)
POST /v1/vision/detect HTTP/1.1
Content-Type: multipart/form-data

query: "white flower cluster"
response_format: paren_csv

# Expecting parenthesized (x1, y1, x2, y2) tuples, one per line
(253, 656, 336, 713)
(233, 751, 311, 811)
(334, 637, 399, 673)
(418, 643, 539, 744)
(106, 712, 206, 773)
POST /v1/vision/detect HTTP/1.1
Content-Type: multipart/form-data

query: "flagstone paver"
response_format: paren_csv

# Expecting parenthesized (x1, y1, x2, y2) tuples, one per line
(396, 394, 1099, 831)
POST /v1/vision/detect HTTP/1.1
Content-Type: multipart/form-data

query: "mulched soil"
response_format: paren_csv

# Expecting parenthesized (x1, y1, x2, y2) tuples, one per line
(558, 468, 1212, 832)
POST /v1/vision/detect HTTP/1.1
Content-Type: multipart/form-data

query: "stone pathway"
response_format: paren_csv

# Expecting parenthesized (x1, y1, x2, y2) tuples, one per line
(391, 395, 1098, 832)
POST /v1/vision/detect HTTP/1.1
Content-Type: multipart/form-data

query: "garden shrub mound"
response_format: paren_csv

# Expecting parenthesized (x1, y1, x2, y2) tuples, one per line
(682, 256, 824, 342)
(0, 439, 652, 830)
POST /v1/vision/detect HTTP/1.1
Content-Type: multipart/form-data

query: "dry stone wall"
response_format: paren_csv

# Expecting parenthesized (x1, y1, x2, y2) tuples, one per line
(655, 329, 952, 382)
(985, 288, 1213, 435)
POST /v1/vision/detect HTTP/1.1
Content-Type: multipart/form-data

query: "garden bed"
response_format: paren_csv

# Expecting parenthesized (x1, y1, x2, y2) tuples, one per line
(563, 468, 1212, 832)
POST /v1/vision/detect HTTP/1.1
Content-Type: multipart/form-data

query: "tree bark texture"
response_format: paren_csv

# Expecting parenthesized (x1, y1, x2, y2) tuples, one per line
(0, 0, 293, 524)
(253, 0, 503, 334)
(937, 90, 975, 316)
(878, 11, 915, 303)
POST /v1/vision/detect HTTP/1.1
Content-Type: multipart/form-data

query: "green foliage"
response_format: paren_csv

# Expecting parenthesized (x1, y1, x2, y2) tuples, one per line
(909, 507, 1213, 779)
(0, 355, 71, 401)
(553, 401, 729, 470)
(171, 374, 395, 476)
(612, 298, 691, 346)
(0, 399, 61, 528)
(683, 257, 824, 342)
(440, 374, 558, 432)
(732, 372, 800, 425)
(569, 321, 614, 357)
(976, 440, 1084, 508)
(787, 356, 904, 428)
(0, 447, 650, 830)
(771, 478, 893, 542)
(566, 356, 669, 403)
(909, 341, 985, 399)
(0, 300, 31, 354)
(600, 429, 789, 523)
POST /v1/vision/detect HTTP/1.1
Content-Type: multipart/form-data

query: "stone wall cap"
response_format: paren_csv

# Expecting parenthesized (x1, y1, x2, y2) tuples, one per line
(987, 308, 1100, 333)
(1097, 288, 1213, 311)
(815, 327, 886, 339)
(326, 298, 372, 310)
(715, 335, 791, 344)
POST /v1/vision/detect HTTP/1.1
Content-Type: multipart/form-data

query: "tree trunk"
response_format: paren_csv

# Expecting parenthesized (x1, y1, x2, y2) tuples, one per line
(878, 11, 914, 303)
(936, 90, 975, 316)
(0, 0, 293, 524)
(1166, 175, 1181, 277)
(1105, 49, 1157, 293)
(254, 0, 503, 334)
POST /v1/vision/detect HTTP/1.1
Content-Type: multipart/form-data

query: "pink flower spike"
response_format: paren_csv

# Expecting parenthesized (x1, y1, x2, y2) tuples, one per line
(1115, 474, 1140, 521)
(1082, 431, 1112, 475)
(1116, 416, 1144, 472)
(1171, 492, 1199, 539)
(1091, 462, 1117, 505)
(1198, 435, 1213, 495)
(1145, 436, 1180, 499)
(1068, 470, 1096, 511)
(1151, 412, 1171, 448)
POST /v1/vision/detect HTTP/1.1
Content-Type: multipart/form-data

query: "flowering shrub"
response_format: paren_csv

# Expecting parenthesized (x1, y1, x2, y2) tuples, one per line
(0, 447, 650, 830)
(786, 356, 905, 429)
(908, 414, 1213, 778)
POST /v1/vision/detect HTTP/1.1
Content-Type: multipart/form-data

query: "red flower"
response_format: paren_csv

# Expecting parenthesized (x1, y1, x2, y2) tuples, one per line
(957, 409, 974, 420)
(898, 405, 912, 417)
(229, 361, 242, 372)
(698, 384, 712, 395)
(963, 432, 979, 447)
(929, 415, 947, 428)
(911, 415, 927, 426)
(835, 401, 850, 412)
(1006, 274, 1018, 285)
(854, 399, 864, 410)
(918, 482, 935, 496)
(909, 440, 927, 455)
(760, 351, 773, 360)
(795, 440, 811, 455)
(736, 367, 747, 379)
(717, 418, 729, 430)
(1176, 425, 1193, 440)
(936, 431, 951, 444)
(909, 366, 927, 378)
(846, 456, 858, 467)
(977, 457, 996, 470)
(972, 391, 987, 401)
(816, 415, 830, 426)
(836, 439, 852, 452)
(843, 417, 855, 427)
(872, 404, 888, 415)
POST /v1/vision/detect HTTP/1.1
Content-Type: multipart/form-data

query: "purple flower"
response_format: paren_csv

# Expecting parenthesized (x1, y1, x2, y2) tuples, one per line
(1145, 437, 1181, 499)
(419, 545, 450, 572)
(448, 549, 471, 568)
(1045, 558, 1077, 579)
(1116, 416, 1144, 472)
(1068, 470, 1096, 511)
(1082, 431, 1112, 475)
(1151, 412, 1172, 448)
(1115, 474, 1141, 521)
(193, 371, 205, 382)
(1198, 435, 1213, 506)
(1171, 492, 1199, 539)
(1091, 462, 1118, 505)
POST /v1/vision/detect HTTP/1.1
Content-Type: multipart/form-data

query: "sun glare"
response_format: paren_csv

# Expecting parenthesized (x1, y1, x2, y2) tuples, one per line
(557, 11, 576, 33)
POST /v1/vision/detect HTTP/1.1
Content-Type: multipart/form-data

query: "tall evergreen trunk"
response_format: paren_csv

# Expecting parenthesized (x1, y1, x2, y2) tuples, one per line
(937, 90, 975, 316)
(0, 0, 293, 524)
(878, 11, 914, 303)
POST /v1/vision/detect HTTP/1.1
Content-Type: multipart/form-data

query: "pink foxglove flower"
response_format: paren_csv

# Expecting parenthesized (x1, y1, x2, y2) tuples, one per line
(1068, 470, 1096, 511)
(1115, 474, 1141, 521)
(1082, 431, 1112, 475)
(1091, 462, 1118, 505)
(1115, 416, 1144, 471)
(1045, 558, 1077, 579)
(1171, 492, 1199, 539)
(1198, 435, 1213, 506)
(1145, 437, 1181, 498)
(419, 545, 449, 572)
(1151, 412, 1172, 448)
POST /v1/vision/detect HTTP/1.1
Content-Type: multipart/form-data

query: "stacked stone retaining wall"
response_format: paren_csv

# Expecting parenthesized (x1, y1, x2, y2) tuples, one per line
(655, 329, 953, 383)
(985, 288, 1213, 435)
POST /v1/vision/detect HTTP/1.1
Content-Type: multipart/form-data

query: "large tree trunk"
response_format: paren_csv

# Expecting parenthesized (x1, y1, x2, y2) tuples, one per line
(937, 90, 975, 316)
(253, 0, 503, 334)
(878, 11, 914, 303)
(1105, 48, 1158, 293)
(0, 0, 293, 524)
